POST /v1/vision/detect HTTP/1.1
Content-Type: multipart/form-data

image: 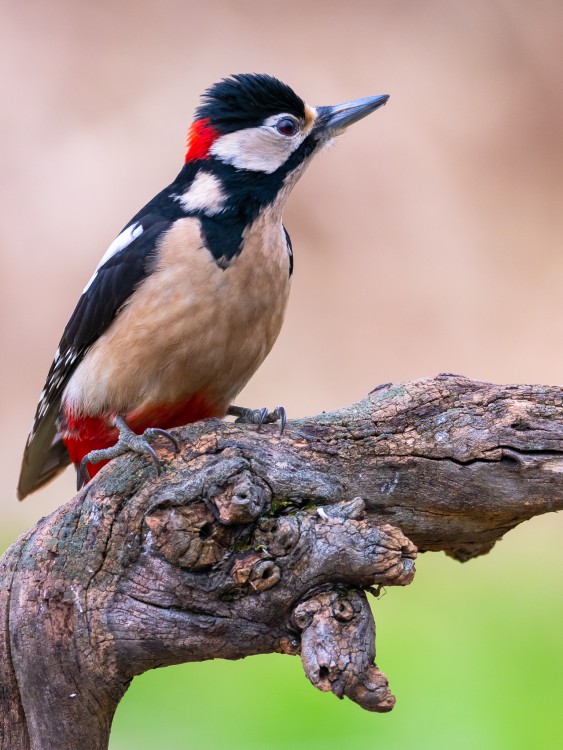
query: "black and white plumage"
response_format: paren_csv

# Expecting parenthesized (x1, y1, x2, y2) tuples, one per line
(18, 73, 389, 500)
(20, 215, 173, 493)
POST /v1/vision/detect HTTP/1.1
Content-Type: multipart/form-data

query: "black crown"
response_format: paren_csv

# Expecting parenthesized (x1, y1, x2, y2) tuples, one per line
(196, 73, 306, 133)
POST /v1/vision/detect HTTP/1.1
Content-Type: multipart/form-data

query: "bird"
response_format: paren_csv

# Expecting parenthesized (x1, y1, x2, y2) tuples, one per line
(17, 73, 389, 500)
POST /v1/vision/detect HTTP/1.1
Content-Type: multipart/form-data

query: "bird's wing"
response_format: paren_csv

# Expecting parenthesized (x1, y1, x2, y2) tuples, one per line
(17, 214, 172, 499)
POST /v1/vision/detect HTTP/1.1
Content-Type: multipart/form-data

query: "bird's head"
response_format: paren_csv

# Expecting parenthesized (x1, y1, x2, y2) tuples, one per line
(181, 74, 388, 216)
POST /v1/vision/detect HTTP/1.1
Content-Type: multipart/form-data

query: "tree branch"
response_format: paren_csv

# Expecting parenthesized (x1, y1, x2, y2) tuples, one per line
(1, 375, 562, 749)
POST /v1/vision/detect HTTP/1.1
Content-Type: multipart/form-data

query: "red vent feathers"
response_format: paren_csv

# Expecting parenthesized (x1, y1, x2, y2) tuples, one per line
(185, 118, 219, 163)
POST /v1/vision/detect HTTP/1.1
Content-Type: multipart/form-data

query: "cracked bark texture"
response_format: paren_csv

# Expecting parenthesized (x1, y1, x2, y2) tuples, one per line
(1, 375, 562, 749)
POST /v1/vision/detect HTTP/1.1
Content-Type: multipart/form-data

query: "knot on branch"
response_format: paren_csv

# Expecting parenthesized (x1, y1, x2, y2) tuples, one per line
(221, 498, 416, 598)
(126, 491, 416, 712)
(293, 590, 395, 712)
(230, 554, 282, 592)
(206, 468, 271, 524)
(142, 489, 416, 592)
(145, 503, 230, 570)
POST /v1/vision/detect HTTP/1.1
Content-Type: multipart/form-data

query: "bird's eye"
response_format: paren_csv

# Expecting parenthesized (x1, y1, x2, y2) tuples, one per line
(276, 118, 298, 136)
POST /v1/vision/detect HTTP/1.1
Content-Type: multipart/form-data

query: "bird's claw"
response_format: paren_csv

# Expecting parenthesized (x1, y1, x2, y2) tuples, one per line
(275, 406, 287, 433)
(80, 416, 179, 482)
(227, 405, 287, 434)
(143, 427, 180, 454)
(80, 458, 91, 484)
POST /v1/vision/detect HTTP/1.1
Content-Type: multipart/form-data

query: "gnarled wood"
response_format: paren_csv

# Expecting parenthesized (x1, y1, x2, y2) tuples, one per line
(1, 375, 562, 749)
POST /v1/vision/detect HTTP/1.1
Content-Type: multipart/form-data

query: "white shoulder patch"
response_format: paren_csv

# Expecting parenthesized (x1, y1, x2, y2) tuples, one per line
(83, 222, 143, 293)
(177, 170, 226, 215)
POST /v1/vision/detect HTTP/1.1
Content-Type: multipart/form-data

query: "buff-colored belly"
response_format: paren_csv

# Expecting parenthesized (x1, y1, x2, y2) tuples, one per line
(63, 215, 291, 417)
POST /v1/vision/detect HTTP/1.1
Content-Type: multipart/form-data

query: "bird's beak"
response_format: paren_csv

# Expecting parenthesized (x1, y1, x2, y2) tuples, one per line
(315, 94, 389, 136)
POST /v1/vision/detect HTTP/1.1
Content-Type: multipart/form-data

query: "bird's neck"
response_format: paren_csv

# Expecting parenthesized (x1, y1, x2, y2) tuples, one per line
(174, 159, 292, 225)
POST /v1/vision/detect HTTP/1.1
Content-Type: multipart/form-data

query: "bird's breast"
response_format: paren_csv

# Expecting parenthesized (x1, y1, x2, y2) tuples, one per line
(63, 214, 292, 417)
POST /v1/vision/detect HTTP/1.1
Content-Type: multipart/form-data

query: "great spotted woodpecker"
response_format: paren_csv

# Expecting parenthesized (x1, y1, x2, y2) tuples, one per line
(17, 73, 388, 499)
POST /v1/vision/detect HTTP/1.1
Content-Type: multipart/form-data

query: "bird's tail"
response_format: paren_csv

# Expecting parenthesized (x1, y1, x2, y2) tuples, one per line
(17, 401, 71, 500)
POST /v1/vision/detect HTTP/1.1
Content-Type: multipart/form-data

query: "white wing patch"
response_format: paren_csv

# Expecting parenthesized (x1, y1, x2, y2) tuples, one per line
(83, 222, 143, 293)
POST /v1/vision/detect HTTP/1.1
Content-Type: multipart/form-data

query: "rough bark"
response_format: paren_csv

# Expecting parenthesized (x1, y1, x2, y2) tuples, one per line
(1, 374, 562, 749)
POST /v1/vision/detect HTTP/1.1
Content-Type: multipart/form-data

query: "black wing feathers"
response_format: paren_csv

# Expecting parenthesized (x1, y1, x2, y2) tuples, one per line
(17, 212, 173, 499)
(61, 216, 169, 353)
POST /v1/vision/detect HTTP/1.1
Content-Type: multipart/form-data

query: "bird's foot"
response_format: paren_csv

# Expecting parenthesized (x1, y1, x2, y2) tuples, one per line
(80, 415, 179, 482)
(227, 404, 287, 434)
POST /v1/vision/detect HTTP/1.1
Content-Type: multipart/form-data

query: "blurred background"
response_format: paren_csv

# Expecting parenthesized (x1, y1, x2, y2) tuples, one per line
(2, 0, 563, 747)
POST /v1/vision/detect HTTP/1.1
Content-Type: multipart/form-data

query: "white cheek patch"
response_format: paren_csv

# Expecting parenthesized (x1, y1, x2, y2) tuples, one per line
(210, 126, 304, 174)
(178, 170, 226, 215)
(83, 222, 143, 293)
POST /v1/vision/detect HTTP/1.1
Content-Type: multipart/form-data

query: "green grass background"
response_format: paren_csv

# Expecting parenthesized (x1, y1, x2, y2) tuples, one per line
(3, 513, 562, 750)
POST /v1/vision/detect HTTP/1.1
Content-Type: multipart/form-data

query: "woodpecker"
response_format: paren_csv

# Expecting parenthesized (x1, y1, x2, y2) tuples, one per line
(17, 73, 388, 500)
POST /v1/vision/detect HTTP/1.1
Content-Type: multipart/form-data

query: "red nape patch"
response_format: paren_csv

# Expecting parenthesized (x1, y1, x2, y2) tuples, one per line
(185, 118, 219, 163)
